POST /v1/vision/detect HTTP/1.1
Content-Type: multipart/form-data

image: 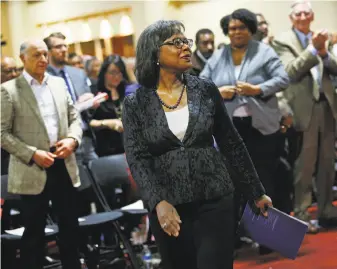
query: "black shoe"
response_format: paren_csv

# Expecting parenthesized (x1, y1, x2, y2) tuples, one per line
(259, 245, 273, 255)
(318, 217, 337, 228)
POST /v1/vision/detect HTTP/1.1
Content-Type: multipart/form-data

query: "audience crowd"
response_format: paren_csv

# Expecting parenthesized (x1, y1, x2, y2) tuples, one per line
(1, 0, 337, 268)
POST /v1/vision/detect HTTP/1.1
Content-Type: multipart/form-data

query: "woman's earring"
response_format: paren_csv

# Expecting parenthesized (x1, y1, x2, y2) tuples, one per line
(157, 61, 159, 66)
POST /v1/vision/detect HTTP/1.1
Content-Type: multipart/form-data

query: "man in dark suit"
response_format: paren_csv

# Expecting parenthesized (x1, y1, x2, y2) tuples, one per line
(43, 32, 98, 164)
(189, 28, 214, 76)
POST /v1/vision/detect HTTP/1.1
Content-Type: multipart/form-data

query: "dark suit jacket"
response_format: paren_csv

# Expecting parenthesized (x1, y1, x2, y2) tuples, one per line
(189, 51, 206, 76)
(122, 74, 265, 212)
(47, 65, 91, 97)
(47, 65, 96, 141)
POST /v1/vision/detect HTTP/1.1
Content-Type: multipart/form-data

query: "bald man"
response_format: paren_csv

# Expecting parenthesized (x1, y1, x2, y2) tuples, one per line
(1, 40, 82, 269)
(0, 56, 19, 83)
(1, 56, 19, 175)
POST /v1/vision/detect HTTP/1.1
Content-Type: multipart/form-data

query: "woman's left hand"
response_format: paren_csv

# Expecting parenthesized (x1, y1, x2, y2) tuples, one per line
(254, 195, 273, 217)
(236, 81, 261, 96)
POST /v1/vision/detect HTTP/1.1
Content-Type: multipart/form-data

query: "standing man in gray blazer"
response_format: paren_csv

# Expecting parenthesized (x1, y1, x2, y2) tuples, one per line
(273, 0, 337, 233)
(1, 40, 83, 269)
(43, 32, 98, 164)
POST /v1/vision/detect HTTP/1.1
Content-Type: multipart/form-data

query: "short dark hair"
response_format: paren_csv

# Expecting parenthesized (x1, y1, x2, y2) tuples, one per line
(135, 20, 185, 89)
(97, 54, 130, 101)
(43, 32, 66, 50)
(68, 52, 78, 60)
(85, 56, 98, 73)
(220, 9, 258, 36)
(195, 28, 214, 44)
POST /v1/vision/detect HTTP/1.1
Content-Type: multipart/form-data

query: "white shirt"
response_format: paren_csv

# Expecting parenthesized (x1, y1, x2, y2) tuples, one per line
(165, 105, 189, 141)
(233, 65, 251, 117)
(23, 70, 59, 146)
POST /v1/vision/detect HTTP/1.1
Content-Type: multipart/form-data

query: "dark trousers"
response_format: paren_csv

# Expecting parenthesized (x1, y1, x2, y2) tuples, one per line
(20, 159, 81, 269)
(149, 196, 235, 269)
(232, 117, 282, 246)
(233, 117, 282, 200)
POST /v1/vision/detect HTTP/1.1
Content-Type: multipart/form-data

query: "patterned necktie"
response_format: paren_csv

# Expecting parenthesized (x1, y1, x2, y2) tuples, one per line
(60, 69, 77, 103)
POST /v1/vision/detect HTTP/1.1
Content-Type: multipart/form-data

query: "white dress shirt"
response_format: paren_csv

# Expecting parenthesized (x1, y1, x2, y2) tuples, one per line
(165, 105, 189, 141)
(23, 70, 59, 147)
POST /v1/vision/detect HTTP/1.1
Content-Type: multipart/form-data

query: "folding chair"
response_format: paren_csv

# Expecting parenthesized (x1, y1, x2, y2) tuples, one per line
(88, 155, 148, 235)
(88, 154, 131, 207)
(76, 163, 141, 269)
(1, 175, 60, 269)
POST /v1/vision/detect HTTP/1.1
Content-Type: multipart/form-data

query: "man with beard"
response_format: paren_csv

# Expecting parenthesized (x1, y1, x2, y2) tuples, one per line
(190, 28, 215, 76)
(43, 32, 98, 164)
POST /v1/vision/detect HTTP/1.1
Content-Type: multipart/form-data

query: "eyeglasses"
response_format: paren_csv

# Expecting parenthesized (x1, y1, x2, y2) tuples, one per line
(159, 38, 193, 49)
(292, 11, 312, 18)
(107, 70, 121, 77)
(1, 68, 18, 75)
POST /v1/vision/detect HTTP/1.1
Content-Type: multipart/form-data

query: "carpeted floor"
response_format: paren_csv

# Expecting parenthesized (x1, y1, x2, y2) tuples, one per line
(235, 229, 337, 269)
(234, 202, 337, 269)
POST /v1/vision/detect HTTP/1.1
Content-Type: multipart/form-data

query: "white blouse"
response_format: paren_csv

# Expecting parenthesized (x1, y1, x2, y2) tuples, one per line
(165, 105, 189, 141)
(233, 64, 252, 117)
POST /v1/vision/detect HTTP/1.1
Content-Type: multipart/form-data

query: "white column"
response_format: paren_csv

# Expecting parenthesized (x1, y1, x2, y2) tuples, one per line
(94, 39, 103, 61)
(74, 43, 83, 55)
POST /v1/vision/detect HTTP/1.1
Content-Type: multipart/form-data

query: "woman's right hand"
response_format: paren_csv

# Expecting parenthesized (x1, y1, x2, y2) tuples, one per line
(156, 200, 182, 237)
(218, 86, 236, 100)
(106, 119, 124, 132)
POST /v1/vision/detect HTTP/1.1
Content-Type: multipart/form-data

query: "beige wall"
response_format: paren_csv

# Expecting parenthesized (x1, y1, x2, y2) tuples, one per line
(1, 1, 13, 57)
(174, 0, 337, 46)
(5, 0, 337, 61)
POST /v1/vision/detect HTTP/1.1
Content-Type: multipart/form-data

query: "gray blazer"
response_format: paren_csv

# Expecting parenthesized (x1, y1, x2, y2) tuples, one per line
(1, 75, 82, 195)
(272, 30, 337, 131)
(200, 40, 289, 135)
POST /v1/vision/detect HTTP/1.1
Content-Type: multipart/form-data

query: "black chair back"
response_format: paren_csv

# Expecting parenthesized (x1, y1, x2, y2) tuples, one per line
(88, 154, 130, 191)
(1, 175, 20, 201)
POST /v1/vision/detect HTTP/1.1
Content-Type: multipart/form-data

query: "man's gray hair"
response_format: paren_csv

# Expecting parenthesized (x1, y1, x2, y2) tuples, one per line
(289, 0, 313, 15)
(19, 41, 30, 55)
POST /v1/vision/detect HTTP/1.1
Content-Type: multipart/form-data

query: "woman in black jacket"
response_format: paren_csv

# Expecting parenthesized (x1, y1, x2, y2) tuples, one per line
(122, 20, 272, 269)
(90, 54, 130, 156)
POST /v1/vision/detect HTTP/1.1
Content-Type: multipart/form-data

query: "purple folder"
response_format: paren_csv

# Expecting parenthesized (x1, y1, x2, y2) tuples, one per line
(241, 203, 308, 259)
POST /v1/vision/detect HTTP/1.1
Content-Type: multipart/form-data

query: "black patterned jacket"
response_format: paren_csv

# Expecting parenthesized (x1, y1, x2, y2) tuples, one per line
(122, 74, 265, 212)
